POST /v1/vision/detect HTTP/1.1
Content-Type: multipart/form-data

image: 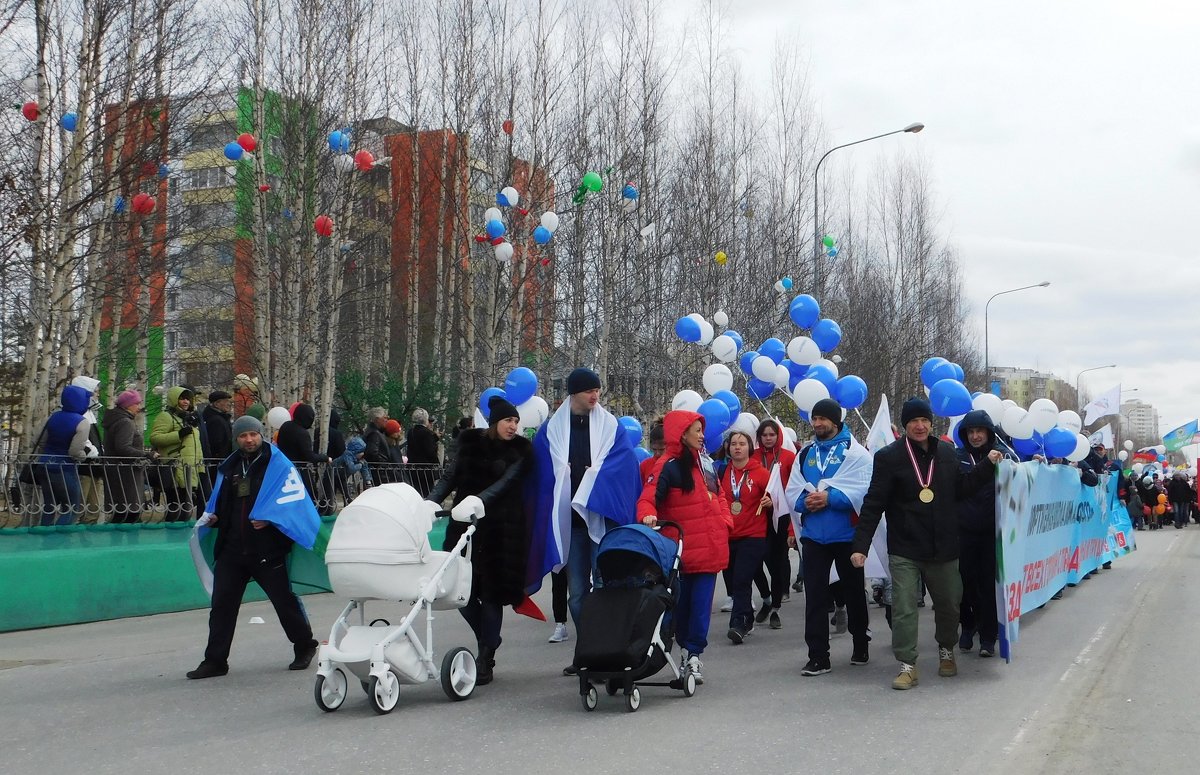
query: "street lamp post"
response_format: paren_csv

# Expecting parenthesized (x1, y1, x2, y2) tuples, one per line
(1075, 364, 1117, 410)
(983, 281, 1051, 389)
(812, 122, 924, 295)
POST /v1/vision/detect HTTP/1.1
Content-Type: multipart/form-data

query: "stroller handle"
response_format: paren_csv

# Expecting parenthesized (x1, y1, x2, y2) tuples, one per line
(653, 520, 683, 541)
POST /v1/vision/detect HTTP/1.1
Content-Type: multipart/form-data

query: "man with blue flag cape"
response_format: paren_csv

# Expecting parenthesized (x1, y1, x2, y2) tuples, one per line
(186, 415, 320, 679)
(526, 368, 641, 675)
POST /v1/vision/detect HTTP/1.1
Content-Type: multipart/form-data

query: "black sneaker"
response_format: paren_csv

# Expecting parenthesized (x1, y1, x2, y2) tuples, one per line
(754, 601, 772, 624)
(289, 641, 318, 671)
(727, 626, 747, 645)
(792, 579, 804, 593)
(186, 661, 229, 679)
(979, 642, 995, 658)
(851, 647, 869, 665)
(801, 658, 831, 677)
(562, 664, 578, 676)
(769, 610, 782, 630)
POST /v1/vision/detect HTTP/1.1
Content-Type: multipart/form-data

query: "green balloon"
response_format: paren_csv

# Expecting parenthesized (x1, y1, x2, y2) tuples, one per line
(582, 171, 603, 192)
(822, 234, 836, 248)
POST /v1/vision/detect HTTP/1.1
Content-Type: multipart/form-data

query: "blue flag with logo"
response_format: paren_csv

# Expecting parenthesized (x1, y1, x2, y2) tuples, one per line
(202, 444, 320, 549)
(1162, 419, 1198, 453)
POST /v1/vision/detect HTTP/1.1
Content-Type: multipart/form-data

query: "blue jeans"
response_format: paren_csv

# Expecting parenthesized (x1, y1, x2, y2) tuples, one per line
(671, 572, 717, 656)
(38, 460, 82, 526)
(567, 519, 604, 628)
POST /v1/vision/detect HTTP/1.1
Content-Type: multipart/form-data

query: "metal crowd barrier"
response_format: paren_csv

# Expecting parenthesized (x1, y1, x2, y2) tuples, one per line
(1, 455, 443, 530)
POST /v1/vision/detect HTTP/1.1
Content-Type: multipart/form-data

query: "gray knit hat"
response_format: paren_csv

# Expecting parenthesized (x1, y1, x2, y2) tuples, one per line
(232, 415, 265, 438)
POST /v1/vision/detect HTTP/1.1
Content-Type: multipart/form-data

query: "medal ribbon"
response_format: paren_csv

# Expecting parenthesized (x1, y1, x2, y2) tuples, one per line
(729, 466, 749, 500)
(904, 438, 935, 490)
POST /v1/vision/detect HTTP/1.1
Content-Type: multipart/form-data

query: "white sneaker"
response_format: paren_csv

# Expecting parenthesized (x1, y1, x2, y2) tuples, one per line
(547, 623, 569, 643)
(686, 653, 704, 684)
(719, 596, 733, 612)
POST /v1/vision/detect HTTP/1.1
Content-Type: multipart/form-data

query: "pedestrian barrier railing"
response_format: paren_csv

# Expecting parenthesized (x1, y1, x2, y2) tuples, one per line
(0, 455, 443, 531)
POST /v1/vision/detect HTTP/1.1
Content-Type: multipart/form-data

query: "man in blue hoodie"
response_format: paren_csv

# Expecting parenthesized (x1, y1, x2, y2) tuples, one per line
(786, 398, 875, 676)
(955, 410, 1015, 658)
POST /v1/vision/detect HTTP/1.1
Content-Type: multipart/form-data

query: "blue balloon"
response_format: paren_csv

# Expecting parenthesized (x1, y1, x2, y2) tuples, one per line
(620, 416, 644, 446)
(811, 319, 842, 352)
(746, 378, 775, 400)
(633, 446, 652, 463)
(970, 391, 982, 399)
(785, 360, 808, 391)
(739, 350, 760, 375)
(485, 219, 506, 239)
(533, 226, 552, 244)
(789, 294, 821, 329)
(759, 337, 786, 364)
(1043, 427, 1077, 459)
(113, 196, 126, 214)
(1013, 434, 1043, 459)
(827, 246, 839, 259)
(929, 379, 972, 417)
(328, 130, 350, 153)
(704, 425, 726, 455)
(835, 375, 869, 410)
(780, 277, 793, 290)
(282, 207, 293, 220)
(60, 112, 78, 132)
(804, 364, 837, 392)
(950, 362, 965, 382)
(158, 163, 170, 179)
(223, 142, 244, 161)
(675, 316, 702, 343)
(698, 399, 731, 435)
(712, 389, 741, 419)
(478, 387, 507, 418)
(798, 408, 810, 424)
(724, 330, 744, 351)
(502, 366, 538, 406)
(622, 184, 639, 200)
(920, 357, 949, 389)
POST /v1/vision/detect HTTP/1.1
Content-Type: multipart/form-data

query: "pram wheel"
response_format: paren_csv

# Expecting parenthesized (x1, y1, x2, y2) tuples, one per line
(440, 647, 477, 701)
(313, 669, 348, 712)
(624, 687, 641, 712)
(605, 679, 620, 696)
(368, 669, 401, 715)
(581, 685, 598, 712)
(682, 672, 696, 697)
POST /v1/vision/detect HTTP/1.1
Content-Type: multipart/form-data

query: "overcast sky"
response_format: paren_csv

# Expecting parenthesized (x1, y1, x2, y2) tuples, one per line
(666, 0, 1198, 436)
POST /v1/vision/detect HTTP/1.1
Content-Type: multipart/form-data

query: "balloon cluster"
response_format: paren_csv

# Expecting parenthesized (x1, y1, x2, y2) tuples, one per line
(773, 277, 794, 293)
(783, 294, 863, 418)
(822, 234, 839, 259)
(474, 186, 559, 262)
(477, 367, 549, 432)
(223, 133, 258, 162)
(621, 183, 639, 214)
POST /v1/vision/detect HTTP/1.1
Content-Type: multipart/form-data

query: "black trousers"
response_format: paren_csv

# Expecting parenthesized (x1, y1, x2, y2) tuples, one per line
(958, 532, 999, 645)
(801, 539, 868, 661)
(204, 553, 314, 665)
(551, 568, 568, 624)
(754, 515, 790, 608)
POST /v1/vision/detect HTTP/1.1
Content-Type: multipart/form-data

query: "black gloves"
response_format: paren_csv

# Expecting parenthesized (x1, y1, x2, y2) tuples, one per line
(178, 426, 193, 438)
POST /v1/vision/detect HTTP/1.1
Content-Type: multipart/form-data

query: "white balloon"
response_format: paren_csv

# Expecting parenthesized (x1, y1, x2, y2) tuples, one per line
(1132, 462, 1144, 475)
(773, 364, 791, 389)
(517, 396, 549, 431)
(971, 393, 1005, 426)
(501, 186, 520, 207)
(713, 310, 729, 328)
(484, 207, 502, 223)
(622, 197, 637, 213)
(1001, 406, 1035, 440)
(732, 412, 759, 437)
(1001, 399, 1018, 409)
(1027, 398, 1059, 434)
(333, 154, 355, 173)
(1118, 450, 1128, 462)
(540, 211, 559, 232)
(702, 364, 734, 395)
(792, 379, 830, 413)
(494, 242, 514, 263)
(1066, 433, 1090, 462)
(1155, 444, 1167, 455)
(751, 355, 777, 382)
(267, 406, 291, 430)
(696, 319, 714, 346)
(1123, 439, 1134, 451)
(831, 355, 842, 364)
(672, 389, 703, 412)
(773, 281, 785, 293)
(710, 335, 738, 362)
(782, 427, 797, 444)
(787, 336, 820, 365)
(1057, 410, 1083, 434)
(948, 414, 965, 446)
(813, 358, 839, 378)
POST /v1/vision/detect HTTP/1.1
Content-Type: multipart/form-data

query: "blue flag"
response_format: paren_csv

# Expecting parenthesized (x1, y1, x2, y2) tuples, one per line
(203, 444, 320, 549)
(1162, 419, 1199, 453)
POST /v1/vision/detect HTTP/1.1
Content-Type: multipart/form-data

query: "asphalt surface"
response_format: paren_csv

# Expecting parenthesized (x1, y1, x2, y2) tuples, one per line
(2, 527, 1197, 775)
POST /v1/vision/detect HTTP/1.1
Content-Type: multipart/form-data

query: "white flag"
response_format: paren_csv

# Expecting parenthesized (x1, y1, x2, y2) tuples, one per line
(866, 394, 894, 453)
(863, 394, 892, 580)
(1083, 384, 1121, 425)
(1087, 423, 1114, 449)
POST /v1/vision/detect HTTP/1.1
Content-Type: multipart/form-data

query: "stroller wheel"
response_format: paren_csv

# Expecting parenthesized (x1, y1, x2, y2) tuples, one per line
(581, 685, 598, 712)
(683, 672, 697, 697)
(440, 647, 477, 701)
(368, 669, 401, 715)
(605, 679, 620, 697)
(313, 669, 348, 712)
(624, 686, 641, 713)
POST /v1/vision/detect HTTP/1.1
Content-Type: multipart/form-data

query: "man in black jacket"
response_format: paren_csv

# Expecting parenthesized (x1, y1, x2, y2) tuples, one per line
(405, 408, 441, 497)
(851, 398, 1001, 690)
(202, 390, 234, 461)
(276, 404, 331, 509)
(361, 406, 391, 470)
(186, 416, 318, 679)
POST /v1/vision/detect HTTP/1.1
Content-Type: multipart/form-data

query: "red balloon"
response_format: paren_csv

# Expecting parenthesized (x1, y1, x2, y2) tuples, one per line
(258, 184, 271, 192)
(314, 214, 334, 237)
(21, 101, 39, 122)
(354, 150, 375, 172)
(502, 119, 514, 135)
(540, 258, 551, 267)
(237, 133, 257, 152)
(131, 193, 156, 215)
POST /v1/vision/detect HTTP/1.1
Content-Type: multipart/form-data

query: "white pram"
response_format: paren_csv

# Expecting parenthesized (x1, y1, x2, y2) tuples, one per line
(313, 483, 479, 714)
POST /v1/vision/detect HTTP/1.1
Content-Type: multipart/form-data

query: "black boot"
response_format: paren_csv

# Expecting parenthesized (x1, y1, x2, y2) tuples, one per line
(476, 645, 495, 685)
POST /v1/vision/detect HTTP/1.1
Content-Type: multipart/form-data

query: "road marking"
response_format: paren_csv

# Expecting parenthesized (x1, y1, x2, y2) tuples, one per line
(1003, 709, 1040, 754)
(1058, 623, 1107, 684)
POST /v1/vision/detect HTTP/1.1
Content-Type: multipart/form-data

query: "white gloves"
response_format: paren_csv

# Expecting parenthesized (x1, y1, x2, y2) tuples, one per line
(450, 495, 485, 523)
(196, 512, 217, 528)
(83, 441, 100, 460)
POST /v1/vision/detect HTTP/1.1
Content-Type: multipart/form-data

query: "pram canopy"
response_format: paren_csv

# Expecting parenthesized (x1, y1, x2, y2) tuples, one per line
(325, 483, 437, 566)
(596, 525, 679, 585)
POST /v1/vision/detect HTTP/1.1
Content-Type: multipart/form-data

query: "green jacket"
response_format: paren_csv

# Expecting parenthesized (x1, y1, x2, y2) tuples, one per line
(150, 386, 204, 488)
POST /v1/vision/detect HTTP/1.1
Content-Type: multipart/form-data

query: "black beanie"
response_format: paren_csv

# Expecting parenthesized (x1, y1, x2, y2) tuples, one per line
(487, 395, 520, 425)
(566, 367, 601, 394)
(901, 397, 934, 427)
(810, 398, 844, 430)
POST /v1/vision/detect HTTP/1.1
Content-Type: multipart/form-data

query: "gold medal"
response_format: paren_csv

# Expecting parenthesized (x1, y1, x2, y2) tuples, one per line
(730, 502, 743, 515)
(919, 487, 934, 503)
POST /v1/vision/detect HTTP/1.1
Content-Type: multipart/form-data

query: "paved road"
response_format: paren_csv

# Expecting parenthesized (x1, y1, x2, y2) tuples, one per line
(2, 528, 1196, 775)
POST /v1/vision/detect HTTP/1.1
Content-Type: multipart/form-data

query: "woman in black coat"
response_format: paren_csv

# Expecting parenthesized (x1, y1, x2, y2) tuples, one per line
(425, 396, 532, 685)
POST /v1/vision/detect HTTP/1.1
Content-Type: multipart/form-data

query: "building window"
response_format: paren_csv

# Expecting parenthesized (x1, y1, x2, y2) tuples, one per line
(184, 166, 234, 191)
(167, 291, 179, 311)
(166, 331, 177, 351)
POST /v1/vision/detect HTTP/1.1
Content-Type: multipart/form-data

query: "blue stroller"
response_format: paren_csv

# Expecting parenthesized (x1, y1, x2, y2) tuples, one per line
(572, 522, 695, 712)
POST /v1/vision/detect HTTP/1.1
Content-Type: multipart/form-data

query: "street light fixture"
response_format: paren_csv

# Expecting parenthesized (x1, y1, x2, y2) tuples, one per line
(1075, 364, 1117, 409)
(983, 281, 1051, 388)
(812, 122, 924, 295)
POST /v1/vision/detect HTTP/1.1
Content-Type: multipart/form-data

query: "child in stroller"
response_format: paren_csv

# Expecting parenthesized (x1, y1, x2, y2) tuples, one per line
(571, 522, 697, 712)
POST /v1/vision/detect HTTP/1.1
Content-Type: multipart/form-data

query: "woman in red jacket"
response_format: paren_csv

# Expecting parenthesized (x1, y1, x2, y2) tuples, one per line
(755, 419, 797, 624)
(639, 410, 732, 684)
(720, 430, 772, 644)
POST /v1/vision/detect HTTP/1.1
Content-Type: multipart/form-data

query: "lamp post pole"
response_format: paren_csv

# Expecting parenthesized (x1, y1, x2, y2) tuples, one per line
(812, 122, 924, 296)
(983, 281, 1051, 390)
(1075, 364, 1117, 411)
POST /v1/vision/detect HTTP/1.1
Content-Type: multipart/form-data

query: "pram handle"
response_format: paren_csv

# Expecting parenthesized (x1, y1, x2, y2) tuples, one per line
(434, 510, 452, 520)
(652, 520, 683, 540)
